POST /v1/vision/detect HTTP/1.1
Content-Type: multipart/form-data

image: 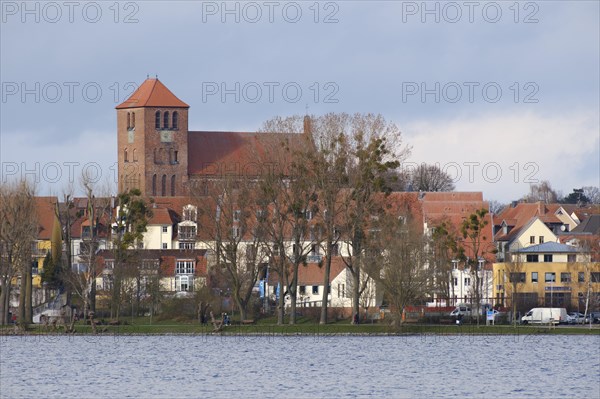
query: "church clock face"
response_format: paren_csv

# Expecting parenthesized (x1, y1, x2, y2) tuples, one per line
(160, 130, 173, 142)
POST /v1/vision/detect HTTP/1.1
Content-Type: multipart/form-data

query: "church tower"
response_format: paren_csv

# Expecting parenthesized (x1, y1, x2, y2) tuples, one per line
(116, 78, 189, 197)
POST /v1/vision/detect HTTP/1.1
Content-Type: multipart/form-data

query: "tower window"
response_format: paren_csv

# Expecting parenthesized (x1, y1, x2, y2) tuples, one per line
(171, 175, 176, 196)
(174, 150, 178, 163)
(124, 148, 128, 162)
(127, 112, 131, 129)
(155, 111, 161, 129)
(131, 112, 135, 128)
(161, 175, 166, 196)
(173, 111, 178, 129)
(133, 149, 137, 162)
(152, 174, 157, 196)
(163, 111, 170, 129)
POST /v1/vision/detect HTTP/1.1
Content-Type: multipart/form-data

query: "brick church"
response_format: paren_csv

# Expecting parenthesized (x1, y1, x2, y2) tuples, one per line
(116, 78, 310, 197)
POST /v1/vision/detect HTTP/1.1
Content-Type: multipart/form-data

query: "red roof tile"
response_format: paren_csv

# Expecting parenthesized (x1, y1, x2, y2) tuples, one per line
(116, 78, 189, 109)
(35, 197, 58, 240)
(187, 131, 310, 176)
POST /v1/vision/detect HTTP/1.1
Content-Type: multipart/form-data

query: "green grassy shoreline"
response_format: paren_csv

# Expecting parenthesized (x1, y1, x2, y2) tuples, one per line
(2, 317, 599, 336)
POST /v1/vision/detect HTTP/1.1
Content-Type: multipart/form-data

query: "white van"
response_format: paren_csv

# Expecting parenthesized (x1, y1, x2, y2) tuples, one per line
(521, 308, 568, 325)
(450, 303, 492, 317)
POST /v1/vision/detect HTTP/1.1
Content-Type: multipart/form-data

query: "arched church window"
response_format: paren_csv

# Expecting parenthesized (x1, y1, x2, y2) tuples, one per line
(172, 112, 178, 129)
(163, 111, 170, 129)
(155, 111, 161, 129)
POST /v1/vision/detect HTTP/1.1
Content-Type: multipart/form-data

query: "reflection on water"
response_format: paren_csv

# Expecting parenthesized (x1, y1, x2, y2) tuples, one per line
(1, 334, 599, 398)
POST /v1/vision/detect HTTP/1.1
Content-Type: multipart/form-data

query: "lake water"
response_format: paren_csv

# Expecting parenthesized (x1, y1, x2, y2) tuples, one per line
(1, 334, 599, 398)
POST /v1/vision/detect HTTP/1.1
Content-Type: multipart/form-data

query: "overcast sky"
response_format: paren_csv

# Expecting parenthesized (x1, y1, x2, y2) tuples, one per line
(1, 1, 598, 202)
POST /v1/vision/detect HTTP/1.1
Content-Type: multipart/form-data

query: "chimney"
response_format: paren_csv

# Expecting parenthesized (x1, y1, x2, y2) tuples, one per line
(538, 201, 545, 215)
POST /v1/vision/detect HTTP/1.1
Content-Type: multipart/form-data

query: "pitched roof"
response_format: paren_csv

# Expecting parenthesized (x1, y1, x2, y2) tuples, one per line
(35, 197, 58, 240)
(187, 131, 310, 176)
(115, 78, 189, 109)
(571, 214, 600, 234)
(515, 242, 578, 253)
(148, 207, 178, 225)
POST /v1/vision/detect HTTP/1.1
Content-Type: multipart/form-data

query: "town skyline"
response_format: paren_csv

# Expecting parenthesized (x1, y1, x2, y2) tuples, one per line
(1, 1, 598, 202)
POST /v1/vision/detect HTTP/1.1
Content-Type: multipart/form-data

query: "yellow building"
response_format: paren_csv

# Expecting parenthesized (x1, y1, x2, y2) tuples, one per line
(493, 242, 600, 313)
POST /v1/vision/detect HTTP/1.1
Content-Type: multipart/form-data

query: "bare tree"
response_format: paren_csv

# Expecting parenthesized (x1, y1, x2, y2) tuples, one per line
(0, 180, 38, 327)
(503, 244, 525, 326)
(409, 163, 455, 192)
(370, 212, 430, 329)
(196, 176, 269, 321)
(110, 189, 152, 320)
(257, 115, 318, 325)
(582, 186, 600, 205)
(429, 220, 462, 306)
(523, 180, 559, 204)
(339, 113, 406, 323)
(488, 200, 507, 215)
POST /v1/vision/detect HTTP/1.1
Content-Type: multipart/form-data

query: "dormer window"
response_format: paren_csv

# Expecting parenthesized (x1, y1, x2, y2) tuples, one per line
(163, 111, 170, 129)
(183, 205, 197, 222)
(155, 111, 161, 129)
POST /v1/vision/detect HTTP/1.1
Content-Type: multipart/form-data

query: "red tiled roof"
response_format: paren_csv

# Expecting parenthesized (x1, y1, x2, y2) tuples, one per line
(148, 207, 176, 225)
(187, 131, 310, 176)
(35, 197, 58, 240)
(116, 78, 189, 109)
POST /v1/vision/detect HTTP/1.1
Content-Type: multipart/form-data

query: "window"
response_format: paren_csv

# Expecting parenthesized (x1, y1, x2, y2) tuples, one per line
(560, 272, 571, 283)
(174, 150, 178, 163)
(526, 254, 539, 262)
(453, 277, 458, 286)
(172, 111, 178, 129)
(131, 112, 135, 128)
(132, 149, 137, 162)
(529, 236, 535, 244)
(509, 273, 525, 283)
(545, 272, 555, 283)
(155, 111, 161, 129)
(312, 285, 319, 295)
(464, 277, 471, 286)
(337, 284, 345, 298)
(162, 226, 168, 233)
(179, 242, 194, 250)
(539, 236, 544, 244)
(232, 226, 240, 238)
(124, 148, 128, 162)
(162, 243, 168, 249)
(591, 272, 600, 283)
(171, 175, 176, 196)
(305, 210, 313, 220)
(161, 175, 166, 196)
(233, 210, 241, 222)
(127, 112, 130, 129)
(578, 272, 585, 283)
(183, 205, 197, 222)
(176, 260, 195, 274)
(531, 272, 538, 283)
(543, 254, 553, 262)
(152, 174, 157, 196)
(299, 286, 306, 295)
(568, 254, 576, 263)
(163, 111, 170, 129)
(176, 275, 190, 292)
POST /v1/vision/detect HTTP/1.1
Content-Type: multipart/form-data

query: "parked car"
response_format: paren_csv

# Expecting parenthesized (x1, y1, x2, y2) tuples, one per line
(567, 312, 589, 324)
(588, 312, 600, 324)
